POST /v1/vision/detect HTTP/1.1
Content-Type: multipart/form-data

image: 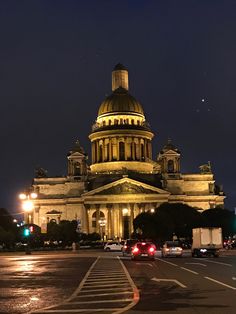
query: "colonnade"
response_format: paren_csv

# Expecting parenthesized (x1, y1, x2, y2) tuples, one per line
(85, 202, 158, 239)
(91, 137, 152, 164)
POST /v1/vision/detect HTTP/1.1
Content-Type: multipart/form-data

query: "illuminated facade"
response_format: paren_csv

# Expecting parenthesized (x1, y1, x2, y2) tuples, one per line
(31, 64, 225, 239)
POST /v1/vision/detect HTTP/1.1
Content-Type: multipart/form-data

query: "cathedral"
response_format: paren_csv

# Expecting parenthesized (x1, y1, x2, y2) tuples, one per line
(30, 64, 225, 239)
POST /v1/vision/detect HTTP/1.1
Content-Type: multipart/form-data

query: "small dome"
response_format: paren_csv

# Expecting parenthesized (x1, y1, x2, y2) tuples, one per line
(113, 63, 127, 71)
(161, 139, 180, 153)
(98, 87, 144, 117)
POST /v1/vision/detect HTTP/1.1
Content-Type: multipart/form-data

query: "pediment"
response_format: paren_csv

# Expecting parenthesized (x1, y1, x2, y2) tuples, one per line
(83, 177, 169, 196)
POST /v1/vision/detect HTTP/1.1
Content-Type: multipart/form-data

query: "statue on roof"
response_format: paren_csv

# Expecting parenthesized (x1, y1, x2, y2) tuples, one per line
(35, 167, 48, 178)
(199, 161, 212, 174)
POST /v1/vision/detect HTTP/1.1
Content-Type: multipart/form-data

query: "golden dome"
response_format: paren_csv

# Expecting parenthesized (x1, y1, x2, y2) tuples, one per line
(98, 87, 144, 117)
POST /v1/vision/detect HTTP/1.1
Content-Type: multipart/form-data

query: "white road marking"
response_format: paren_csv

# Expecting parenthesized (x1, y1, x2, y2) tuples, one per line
(185, 262, 207, 267)
(35, 309, 122, 313)
(136, 262, 153, 267)
(194, 259, 232, 267)
(204, 276, 236, 290)
(83, 282, 129, 287)
(152, 277, 187, 288)
(116, 256, 140, 314)
(155, 258, 178, 266)
(181, 267, 198, 275)
(80, 287, 133, 293)
(69, 298, 133, 304)
(77, 291, 133, 298)
(85, 278, 127, 283)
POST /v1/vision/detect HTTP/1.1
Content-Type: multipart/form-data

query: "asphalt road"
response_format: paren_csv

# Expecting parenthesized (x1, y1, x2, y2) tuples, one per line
(0, 251, 235, 314)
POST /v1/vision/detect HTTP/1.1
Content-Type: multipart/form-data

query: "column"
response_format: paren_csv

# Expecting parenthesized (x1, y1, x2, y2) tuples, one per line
(109, 138, 112, 161)
(102, 139, 105, 162)
(107, 204, 112, 239)
(117, 138, 120, 161)
(95, 204, 100, 234)
(84, 204, 90, 234)
(130, 203, 134, 234)
(119, 204, 123, 239)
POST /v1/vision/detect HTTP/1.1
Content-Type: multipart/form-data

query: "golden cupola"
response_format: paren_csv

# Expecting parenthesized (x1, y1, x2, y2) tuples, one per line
(89, 64, 154, 174)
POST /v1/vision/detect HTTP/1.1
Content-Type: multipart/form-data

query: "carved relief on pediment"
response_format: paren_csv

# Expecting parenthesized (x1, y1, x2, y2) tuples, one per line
(96, 182, 155, 195)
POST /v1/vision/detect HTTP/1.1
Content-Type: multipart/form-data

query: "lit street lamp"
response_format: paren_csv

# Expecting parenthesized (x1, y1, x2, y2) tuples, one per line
(19, 191, 38, 224)
(98, 218, 107, 244)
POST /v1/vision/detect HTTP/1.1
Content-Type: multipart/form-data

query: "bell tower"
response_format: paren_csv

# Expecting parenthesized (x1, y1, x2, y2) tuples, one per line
(157, 139, 181, 174)
(67, 140, 88, 179)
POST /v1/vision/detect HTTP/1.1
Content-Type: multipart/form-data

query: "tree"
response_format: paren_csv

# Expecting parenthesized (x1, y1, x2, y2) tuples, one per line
(201, 207, 236, 237)
(133, 203, 202, 241)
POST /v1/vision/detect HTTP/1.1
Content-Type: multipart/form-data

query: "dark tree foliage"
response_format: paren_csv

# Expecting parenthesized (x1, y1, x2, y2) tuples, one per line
(133, 203, 203, 241)
(201, 207, 236, 237)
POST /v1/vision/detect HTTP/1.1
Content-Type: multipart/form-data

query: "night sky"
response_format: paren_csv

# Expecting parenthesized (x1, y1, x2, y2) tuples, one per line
(1, 0, 236, 215)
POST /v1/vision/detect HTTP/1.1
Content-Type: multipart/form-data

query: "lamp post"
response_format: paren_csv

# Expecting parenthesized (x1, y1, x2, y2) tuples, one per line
(19, 190, 37, 255)
(19, 191, 37, 224)
(98, 218, 107, 244)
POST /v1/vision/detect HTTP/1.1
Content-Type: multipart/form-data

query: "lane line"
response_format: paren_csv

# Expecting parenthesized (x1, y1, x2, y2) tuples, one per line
(181, 267, 198, 275)
(77, 291, 133, 298)
(152, 277, 187, 288)
(136, 262, 153, 267)
(69, 298, 133, 304)
(155, 258, 178, 266)
(185, 262, 206, 267)
(33, 257, 100, 312)
(204, 276, 236, 290)
(80, 287, 133, 293)
(35, 309, 121, 313)
(116, 256, 140, 314)
(194, 259, 232, 267)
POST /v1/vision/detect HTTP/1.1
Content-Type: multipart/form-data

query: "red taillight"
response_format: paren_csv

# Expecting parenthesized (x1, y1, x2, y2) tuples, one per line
(149, 247, 155, 253)
(132, 247, 139, 253)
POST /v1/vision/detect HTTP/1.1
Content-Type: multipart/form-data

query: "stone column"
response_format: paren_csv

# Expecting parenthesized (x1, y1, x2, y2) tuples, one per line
(84, 204, 90, 234)
(119, 204, 123, 239)
(117, 138, 120, 161)
(107, 204, 112, 239)
(130, 203, 134, 235)
(109, 138, 112, 161)
(95, 204, 100, 234)
(102, 139, 105, 162)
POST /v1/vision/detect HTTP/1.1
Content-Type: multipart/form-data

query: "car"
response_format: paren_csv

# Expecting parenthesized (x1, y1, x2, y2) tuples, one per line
(162, 241, 183, 257)
(122, 239, 139, 256)
(131, 242, 156, 260)
(104, 241, 124, 251)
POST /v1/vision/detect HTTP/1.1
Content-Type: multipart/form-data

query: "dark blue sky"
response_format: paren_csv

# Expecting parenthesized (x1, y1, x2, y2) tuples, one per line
(0, 0, 236, 214)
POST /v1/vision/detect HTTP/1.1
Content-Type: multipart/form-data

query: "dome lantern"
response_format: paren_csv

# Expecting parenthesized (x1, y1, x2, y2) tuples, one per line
(112, 63, 129, 91)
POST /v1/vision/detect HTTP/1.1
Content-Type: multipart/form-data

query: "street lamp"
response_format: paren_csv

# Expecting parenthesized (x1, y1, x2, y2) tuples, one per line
(98, 218, 107, 244)
(19, 191, 37, 224)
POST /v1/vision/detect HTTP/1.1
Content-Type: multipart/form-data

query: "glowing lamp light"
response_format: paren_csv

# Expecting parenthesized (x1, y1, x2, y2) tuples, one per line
(30, 192, 38, 199)
(19, 193, 27, 200)
(122, 208, 128, 215)
(22, 200, 34, 212)
(150, 208, 155, 213)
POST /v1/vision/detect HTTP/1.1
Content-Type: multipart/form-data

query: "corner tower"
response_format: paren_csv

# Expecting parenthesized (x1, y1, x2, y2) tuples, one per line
(89, 64, 154, 173)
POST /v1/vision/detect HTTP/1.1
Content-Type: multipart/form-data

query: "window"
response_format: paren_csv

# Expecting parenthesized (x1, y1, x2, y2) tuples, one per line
(168, 160, 174, 172)
(119, 142, 125, 160)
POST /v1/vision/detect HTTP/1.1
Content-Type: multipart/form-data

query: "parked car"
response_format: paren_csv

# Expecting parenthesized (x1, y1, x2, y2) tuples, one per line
(104, 241, 124, 251)
(122, 239, 139, 256)
(131, 242, 156, 260)
(162, 241, 183, 257)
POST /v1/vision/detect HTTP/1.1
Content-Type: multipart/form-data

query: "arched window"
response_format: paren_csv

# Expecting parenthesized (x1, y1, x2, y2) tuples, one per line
(167, 160, 174, 173)
(92, 211, 105, 228)
(99, 145, 103, 162)
(119, 142, 125, 160)
(141, 144, 145, 160)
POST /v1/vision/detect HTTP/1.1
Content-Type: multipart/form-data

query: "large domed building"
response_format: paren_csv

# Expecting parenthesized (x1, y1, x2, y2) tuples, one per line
(30, 64, 225, 239)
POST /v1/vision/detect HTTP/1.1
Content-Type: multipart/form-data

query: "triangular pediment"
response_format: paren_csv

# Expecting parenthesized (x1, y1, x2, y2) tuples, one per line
(83, 177, 169, 196)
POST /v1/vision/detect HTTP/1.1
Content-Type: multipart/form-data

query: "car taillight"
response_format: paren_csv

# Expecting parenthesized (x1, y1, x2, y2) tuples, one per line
(132, 247, 139, 253)
(149, 247, 155, 253)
